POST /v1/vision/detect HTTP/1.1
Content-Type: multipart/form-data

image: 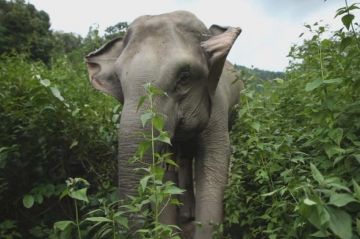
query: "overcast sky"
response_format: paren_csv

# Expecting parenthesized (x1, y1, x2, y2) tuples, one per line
(27, 0, 357, 71)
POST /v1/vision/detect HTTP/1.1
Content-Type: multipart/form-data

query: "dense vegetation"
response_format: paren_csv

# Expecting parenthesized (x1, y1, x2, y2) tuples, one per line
(0, 0, 359, 238)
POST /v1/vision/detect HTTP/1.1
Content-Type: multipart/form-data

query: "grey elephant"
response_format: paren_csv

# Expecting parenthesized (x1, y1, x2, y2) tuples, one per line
(85, 11, 243, 239)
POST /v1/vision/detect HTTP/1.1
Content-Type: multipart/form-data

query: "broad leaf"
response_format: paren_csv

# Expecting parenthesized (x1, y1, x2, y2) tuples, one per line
(353, 179, 360, 200)
(23, 194, 34, 208)
(329, 193, 357, 207)
(140, 175, 151, 192)
(163, 186, 185, 195)
(304, 198, 317, 206)
(340, 37, 352, 51)
(40, 79, 50, 87)
(54, 221, 74, 231)
(50, 87, 65, 102)
(341, 14, 354, 30)
(328, 128, 343, 145)
(310, 163, 324, 184)
(137, 96, 146, 111)
(69, 188, 89, 203)
(305, 79, 322, 92)
(250, 122, 260, 132)
(140, 112, 153, 127)
(327, 206, 352, 239)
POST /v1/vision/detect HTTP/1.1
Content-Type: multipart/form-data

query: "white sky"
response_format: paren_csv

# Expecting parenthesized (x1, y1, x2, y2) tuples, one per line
(27, 0, 358, 71)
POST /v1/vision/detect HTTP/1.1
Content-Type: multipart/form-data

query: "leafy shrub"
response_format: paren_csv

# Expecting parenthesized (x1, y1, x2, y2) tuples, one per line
(0, 55, 119, 236)
(225, 4, 360, 239)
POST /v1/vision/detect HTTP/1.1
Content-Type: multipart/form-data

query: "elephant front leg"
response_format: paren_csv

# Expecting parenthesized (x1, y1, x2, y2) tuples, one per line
(194, 127, 231, 239)
(178, 153, 195, 239)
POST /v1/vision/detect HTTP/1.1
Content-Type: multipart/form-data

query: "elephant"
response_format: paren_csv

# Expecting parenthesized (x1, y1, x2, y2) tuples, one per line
(85, 10, 243, 239)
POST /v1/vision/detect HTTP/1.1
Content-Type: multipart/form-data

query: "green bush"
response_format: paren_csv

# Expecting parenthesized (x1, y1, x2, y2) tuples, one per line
(225, 6, 360, 239)
(0, 55, 119, 237)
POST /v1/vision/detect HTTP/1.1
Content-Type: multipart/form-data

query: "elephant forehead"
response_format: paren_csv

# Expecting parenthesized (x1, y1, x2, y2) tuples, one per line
(127, 10, 209, 41)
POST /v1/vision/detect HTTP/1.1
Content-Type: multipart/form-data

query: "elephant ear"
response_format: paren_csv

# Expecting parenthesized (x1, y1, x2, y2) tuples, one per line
(201, 25, 241, 95)
(85, 37, 124, 103)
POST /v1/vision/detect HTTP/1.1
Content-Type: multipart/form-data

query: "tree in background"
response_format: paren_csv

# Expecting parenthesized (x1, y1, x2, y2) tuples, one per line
(0, 0, 53, 63)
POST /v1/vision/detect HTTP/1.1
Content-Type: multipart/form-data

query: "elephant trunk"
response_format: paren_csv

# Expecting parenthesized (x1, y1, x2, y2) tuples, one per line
(117, 101, 149, 199)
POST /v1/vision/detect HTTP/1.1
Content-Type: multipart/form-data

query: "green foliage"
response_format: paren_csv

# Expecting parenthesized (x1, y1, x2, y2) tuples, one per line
(225, 4, 360, 238)
(0, 0, 53, 63)
(0, 54, 118, 237)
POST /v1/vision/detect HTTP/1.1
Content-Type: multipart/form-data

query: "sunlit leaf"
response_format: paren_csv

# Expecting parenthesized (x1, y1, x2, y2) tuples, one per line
(50, 87, 65, 102)
(85, 217, 112, 222)
(54, 221, 74, 231)
(329, 193, 357, 207)
(310, 163, 324, 184)
(140, 112, 153, 127)
(23, 194, 34, 208)
(305, 79, 322, 92)
(39, 79, 50, 87)
(69, 188, 89, 203)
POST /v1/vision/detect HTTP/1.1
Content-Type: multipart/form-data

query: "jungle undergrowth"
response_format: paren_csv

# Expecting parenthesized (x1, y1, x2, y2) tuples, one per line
(50, 83, 183, 239)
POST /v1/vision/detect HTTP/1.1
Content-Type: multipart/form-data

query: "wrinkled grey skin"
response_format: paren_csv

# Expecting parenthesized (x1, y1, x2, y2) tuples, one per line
(85, 11, 243, 239)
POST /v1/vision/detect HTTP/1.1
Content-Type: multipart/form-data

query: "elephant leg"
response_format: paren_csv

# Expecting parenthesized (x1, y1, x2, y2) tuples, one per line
(178, 153, 195, 239)
(194, 121, 230, 239)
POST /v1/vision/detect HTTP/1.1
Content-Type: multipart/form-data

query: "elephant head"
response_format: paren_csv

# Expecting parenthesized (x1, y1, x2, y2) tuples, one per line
(85, 11, 241, 202)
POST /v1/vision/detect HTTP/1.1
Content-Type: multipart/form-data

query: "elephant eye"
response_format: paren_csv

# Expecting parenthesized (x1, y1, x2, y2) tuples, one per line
(177, 71, 191, 86)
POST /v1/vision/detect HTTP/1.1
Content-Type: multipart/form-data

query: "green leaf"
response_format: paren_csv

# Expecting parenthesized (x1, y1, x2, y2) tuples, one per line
(324, 145, 345, 159)
(310, 163, 324, 184)
(23, 194, 34, 208)
(304, 198, 317, 206)
(311, 230, 330, 237)
(347, 3, 360, 11)
(50, 87, 65, 102)
(34, 194, 44, 204)
(353, 180, 360, 200)
(137, 141, 151, 158)
(250, 122, 260, 132)
(328, 128, 343, 145)
(69, 188, 88, 203)
(341, 14, 354, 30)
(40, 79, 50, 87)
(157, 132, 171, 145)
(323, 78, 343, 84)
(85, 217, 112, 222)
(147, 84, 165, 96)
(340, 37, 353, 51)
(114, 216, 128, 228)
(54, 221, 74, 231)
(137, 96, 146, 111)
(153, 114, 164, 131)
(140, 175, 151, 192)
(69, 140, 78, 149)
(163, 186, 185, 195)
(327, 206, 352, 239)
(329, 193, 357, 207)
(140, 112, 153, 127)
(164, 158, 178, 168)
(305, 79, 323, 92)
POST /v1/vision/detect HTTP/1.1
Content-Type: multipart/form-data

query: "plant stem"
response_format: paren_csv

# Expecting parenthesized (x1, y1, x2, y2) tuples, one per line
(74, 200, 82, 239)
(318, 39, 328, 96)
(149, 91, 159, 238)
